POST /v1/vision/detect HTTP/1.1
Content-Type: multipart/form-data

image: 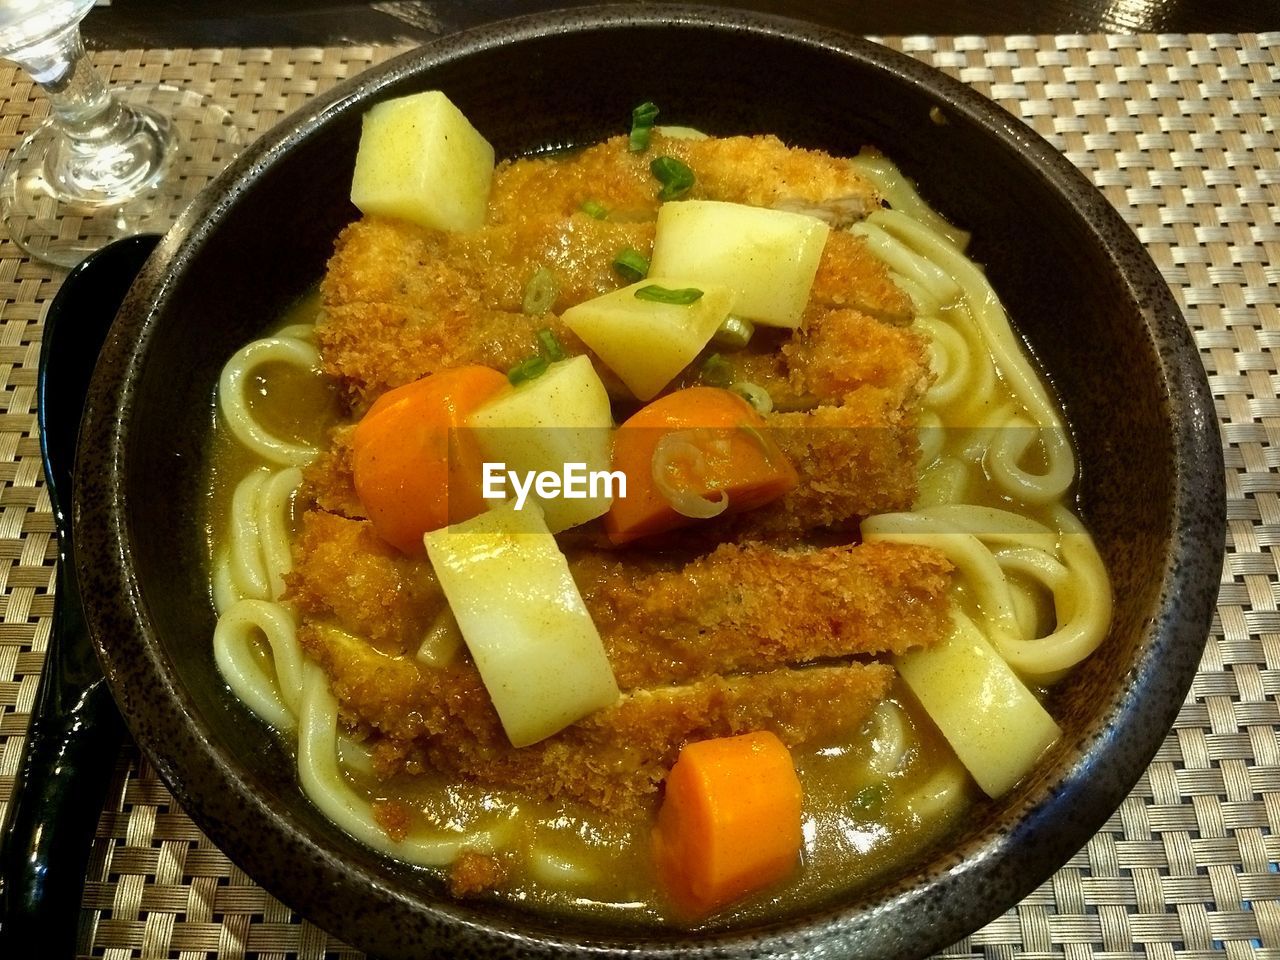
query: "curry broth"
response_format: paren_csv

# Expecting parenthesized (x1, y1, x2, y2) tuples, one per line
(201, 294, 996, 925)
(200, 127, 1094, 923)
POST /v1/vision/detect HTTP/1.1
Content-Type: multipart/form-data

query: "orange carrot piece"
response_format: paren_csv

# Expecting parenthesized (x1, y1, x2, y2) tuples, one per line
(652, 731, 803, 916)
(605, 386, 797, 544)
(351, 366, 507, 554)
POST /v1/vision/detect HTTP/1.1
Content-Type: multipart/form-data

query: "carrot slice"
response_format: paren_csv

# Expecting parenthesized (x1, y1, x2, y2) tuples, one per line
(605, 386, 797, 544)
(351, 365, 507, 554)
(652, 731, 803, 916)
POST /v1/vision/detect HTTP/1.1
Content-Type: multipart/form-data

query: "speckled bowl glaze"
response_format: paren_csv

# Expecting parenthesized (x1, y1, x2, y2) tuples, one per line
(73, 6, 1224, 959)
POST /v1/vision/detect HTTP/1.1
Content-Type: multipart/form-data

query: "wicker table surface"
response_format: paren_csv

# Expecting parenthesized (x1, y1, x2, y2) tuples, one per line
(0, 34, 1276, 959)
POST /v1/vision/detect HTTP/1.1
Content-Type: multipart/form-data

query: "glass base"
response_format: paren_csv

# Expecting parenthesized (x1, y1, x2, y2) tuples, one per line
(0, 84, 242, 268)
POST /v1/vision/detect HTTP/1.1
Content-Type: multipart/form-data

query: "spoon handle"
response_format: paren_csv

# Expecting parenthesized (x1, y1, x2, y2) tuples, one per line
(0, 560, 124, 953)
(0, 234, 158, 954)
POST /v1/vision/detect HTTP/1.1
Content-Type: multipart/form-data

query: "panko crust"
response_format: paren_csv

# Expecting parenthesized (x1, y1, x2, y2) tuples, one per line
(580, 540, 952, 687)
(302, 613, 895, 813)
(810, 229, 914, 324)
(486, 132, 882, 227)
(290, 512, 951, 812)
(320, 214, 644, 410)
(448, 851, 507, 898)
(318, 133, 905, 413)
(292, 131, 952, 817)
(290, 511, 951, 688)
(285, 511, 444, 655)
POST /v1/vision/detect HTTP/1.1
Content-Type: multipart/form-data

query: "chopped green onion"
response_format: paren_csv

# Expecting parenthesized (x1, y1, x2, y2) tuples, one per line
(522, 266, 558, 315)
(536, 327, 566, 362)
(650, 155, 695, 201)
(507, 355, 549, 385)
(634, 284, 703, 305)
(731, 381, 774, 415)
(651, 431, 729, 520)
(712, 315, 755, 350)
(700, 353, 733, 387)
(580, 199, 608, 220)
(629, 101, 659, 152)
(612, 247, 650, 282)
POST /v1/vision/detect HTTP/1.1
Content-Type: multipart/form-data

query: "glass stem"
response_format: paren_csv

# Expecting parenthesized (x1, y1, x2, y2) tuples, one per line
(8, 21, 168, 201)
(16, 24, 133, 146)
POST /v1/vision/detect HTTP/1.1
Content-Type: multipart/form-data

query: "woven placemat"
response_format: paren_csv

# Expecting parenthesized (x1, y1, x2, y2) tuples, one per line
(0, 34, 1275, 959)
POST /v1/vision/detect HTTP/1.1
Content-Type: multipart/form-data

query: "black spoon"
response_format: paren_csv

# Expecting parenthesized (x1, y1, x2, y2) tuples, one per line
(0, 234, 161, 955)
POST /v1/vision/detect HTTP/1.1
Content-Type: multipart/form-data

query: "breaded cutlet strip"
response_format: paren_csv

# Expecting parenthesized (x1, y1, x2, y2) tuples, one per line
(302, 615, 893, 810)
(689, 303, 930, 411)
(324, 213, 653, 315)
(300, 380, 926, 543)
(301, 425, 363, 519)
(486, 133, 881, 227)
(285, 510, 444, 656)
(436, 664, 896, 812)
(572, 540, 951, 688)
(328, 208, 904, 329)
(783, 307, 931, 405)
(297, 418, 919, 546)
(288, 511, 951, 686)
(319, 226, 914, 414)
(319, 135, 897, 408)
(320, 183, 908, 408)
(319, 215, 645, 408)
(810, 229, 914, 324)
(733, 394, 924, 539)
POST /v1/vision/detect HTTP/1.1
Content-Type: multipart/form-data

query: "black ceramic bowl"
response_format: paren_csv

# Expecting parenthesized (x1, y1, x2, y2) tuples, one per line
(74, 6, 1223, 958)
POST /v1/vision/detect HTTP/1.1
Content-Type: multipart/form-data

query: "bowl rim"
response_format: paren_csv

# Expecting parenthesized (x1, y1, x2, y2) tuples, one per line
(73, 5, 1225, 958)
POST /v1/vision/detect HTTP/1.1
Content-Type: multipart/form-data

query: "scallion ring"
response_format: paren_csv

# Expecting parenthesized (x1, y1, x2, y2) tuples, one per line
(580, 199, 608, 220)
(650, 155, 695, 201)
(522, 267, 558, 315)
(700, 353, 733, 387)
(629, 100, 659, 152)
(536, 328, 567, 361)
(730, 381, 774, 415)
(612, 247, 650, 283)
(712, 315, 755, 350)
(651, 430, 729, 520)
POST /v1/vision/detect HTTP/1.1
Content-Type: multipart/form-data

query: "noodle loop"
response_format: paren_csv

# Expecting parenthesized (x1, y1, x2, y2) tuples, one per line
(211, 332, 505, 866)
(218, 334, 322, 466)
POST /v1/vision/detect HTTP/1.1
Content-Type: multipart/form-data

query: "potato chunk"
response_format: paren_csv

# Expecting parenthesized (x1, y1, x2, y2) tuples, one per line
(469, 356, 616, 532)
(350, 90, 494, 232)
(424, 501, 620, 747)
(560, 279, 734, 401)
(896, 610, 1061, 797)
(648, 200, 829, 329)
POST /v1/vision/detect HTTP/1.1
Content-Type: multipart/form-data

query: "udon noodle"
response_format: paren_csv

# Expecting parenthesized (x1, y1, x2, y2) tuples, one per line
(205, 148, 1112, 907)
